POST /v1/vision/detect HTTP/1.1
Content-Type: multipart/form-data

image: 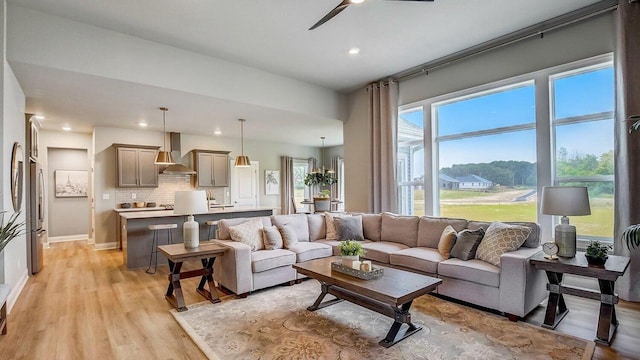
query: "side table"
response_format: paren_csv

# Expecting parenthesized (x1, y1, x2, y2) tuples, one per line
(157, 241, 228, 312)
(530, 251, 630, 345)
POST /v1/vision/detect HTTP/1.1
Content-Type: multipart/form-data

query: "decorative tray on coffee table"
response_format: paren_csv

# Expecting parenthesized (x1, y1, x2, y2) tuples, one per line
(331, 261, 384, 280)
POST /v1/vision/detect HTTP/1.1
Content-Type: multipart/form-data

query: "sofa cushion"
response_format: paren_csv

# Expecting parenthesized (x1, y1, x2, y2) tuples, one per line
(307, 214, 326, 241)
(475, 222, 532, 267)
(251, 249, 296, 273)
(380, 213, 419, 247)
(325, 212, 351, 240)
(314, 239, 372, 256)
(229, 219, 264, 251)
(287, 242, 333, 263)
(450, 228, 485, 260)
(437, 225, 457, 258)
(262, 226, 283, 250)
(438, 258, 500, 287)
(271, 214, 310, 242)
(468, 220, 540, 248)
(350, 213, 382, 241)
(417, 216, 468, 248)
(389, 247, 444, 274)
(335, 216, 364, 241)
(218, 217, 272, 240)
(362, 241, 409, 264)
(279, 225, 299, 249)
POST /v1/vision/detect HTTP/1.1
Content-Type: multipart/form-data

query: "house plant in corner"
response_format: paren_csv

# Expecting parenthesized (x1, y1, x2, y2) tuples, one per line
(585, 240, 612, 266)
(0, 211, 24, 254)
(339, 239, 365, 268)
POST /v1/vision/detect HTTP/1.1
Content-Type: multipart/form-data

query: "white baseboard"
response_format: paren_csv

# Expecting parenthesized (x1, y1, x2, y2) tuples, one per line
(94, 242, 118, 250)
(7, 269, 29, 314)
(48, 234, 88, 243)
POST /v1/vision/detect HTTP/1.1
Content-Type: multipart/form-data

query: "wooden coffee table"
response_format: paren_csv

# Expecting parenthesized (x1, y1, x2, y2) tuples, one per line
(157, 241, 227, 312)
(293, 257, 442, 348)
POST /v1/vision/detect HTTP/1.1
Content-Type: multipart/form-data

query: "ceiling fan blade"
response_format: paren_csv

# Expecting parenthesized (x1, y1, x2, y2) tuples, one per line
(309, 0, 352, 30)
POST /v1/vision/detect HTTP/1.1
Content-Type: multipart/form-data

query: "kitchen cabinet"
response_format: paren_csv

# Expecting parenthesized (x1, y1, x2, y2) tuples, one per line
(114, 144, 160, 188)
(191, 150, 230, 187)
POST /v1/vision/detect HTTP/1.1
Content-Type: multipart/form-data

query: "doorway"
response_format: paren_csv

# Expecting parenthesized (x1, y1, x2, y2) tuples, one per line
(230, 160, 259, 207)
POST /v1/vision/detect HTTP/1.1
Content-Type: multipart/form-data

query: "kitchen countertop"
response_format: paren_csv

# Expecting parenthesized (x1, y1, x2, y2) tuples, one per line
(118, 206, 275, 219)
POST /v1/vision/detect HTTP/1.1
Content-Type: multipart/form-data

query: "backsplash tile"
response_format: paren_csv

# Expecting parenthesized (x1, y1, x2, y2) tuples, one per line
(115, 174, 227, 206)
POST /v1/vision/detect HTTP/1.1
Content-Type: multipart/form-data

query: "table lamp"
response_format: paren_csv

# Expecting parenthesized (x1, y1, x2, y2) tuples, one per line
(174, 190, 208, 249)
(541, 186, 591, 257)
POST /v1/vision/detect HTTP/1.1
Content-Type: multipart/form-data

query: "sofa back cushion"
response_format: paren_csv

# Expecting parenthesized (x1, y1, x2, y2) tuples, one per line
(350, 213, 382, 241)
(467, 220, 540, 248)
(417, 216, 468, 248)
(271, 214, 310, 242)
(380, 213, 419, 247)
(307, 214, 326, 241)
(218, 217, 272, 240)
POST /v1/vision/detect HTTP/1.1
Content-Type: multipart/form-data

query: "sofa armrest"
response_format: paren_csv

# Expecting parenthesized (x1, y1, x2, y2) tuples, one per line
(499, 247, 548, 318)
(213, 239, 253, 295)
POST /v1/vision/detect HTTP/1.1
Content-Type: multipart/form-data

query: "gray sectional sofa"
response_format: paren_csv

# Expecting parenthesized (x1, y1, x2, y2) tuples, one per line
(212, 212, 548, 319)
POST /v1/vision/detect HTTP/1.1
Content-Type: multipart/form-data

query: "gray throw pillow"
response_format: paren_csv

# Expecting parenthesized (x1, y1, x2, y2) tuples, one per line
(278, 225, 298, 248)
(450, 228, 485, 260)
(335, 215, 364, 241)
(262, 226, 283, 250)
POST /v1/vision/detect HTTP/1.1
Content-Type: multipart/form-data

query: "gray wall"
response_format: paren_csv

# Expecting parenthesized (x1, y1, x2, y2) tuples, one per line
(344, 13, 615, 212)
(47, 148, 90, 238)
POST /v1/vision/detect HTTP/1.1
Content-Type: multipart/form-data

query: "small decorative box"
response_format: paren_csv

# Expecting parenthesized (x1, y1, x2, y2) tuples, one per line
(331, 261, 384, 280)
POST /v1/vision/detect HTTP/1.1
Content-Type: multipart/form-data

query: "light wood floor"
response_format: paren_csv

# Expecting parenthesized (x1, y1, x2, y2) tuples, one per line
(1, 240, 639, 359)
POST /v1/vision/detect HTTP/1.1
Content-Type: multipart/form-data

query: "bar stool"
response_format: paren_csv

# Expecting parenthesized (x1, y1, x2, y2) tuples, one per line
(146, 223, 177, 274)
(205, 220, 219, 239)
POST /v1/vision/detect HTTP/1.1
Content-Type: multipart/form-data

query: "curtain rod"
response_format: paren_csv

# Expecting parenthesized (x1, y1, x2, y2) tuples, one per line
(389, 0, 619, 82)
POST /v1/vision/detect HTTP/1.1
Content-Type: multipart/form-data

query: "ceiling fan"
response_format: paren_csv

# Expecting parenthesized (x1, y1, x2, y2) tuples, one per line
(309, 0, 434, 30)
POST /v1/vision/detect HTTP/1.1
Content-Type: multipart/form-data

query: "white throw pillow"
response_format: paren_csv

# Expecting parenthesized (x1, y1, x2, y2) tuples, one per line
(475, 222, 531, 267)
(325, 212, 351, 240)
(229, 219, 264, 251)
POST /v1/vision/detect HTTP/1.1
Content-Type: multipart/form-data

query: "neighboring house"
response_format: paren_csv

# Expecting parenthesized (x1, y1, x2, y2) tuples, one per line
(455, 175, 493, 190)
(439, 173, 460, 190)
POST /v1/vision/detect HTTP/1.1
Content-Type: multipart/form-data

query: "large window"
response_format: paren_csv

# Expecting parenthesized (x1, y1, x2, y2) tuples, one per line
(293, 159, 311, 212)
(551, 65, 615, 239)
(397, 55, 615, 242)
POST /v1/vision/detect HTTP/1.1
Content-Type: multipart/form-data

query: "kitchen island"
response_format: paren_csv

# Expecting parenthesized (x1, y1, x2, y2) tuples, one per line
(118, 207, 274, 270)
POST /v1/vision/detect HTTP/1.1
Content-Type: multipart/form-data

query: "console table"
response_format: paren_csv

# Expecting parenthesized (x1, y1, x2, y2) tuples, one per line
(157, 241, 227, 312)
(531, 251, 630, 345)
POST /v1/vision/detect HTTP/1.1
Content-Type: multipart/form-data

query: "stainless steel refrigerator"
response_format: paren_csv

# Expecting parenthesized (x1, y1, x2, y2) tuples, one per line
(29, 161, 46, 274)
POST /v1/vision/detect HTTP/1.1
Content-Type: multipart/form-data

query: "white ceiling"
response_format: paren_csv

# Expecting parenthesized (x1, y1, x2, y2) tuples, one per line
(7, 0, 600, 145)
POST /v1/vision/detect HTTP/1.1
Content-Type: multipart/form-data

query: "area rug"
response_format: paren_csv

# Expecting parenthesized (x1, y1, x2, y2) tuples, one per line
(171, 280, 594, 360)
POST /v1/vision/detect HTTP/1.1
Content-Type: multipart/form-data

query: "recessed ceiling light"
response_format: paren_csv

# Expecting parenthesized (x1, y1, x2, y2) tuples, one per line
(348, 47, 360, 55)
(62, 126, 72, 131)
(351, 0, 365, 4)
(214, 129, 222, 135)
(138, 121, 148, 127)
(35, 115, 45, 120)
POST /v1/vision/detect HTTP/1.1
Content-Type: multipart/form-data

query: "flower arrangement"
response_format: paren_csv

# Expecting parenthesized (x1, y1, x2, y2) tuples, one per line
(338, 239, 365, 257)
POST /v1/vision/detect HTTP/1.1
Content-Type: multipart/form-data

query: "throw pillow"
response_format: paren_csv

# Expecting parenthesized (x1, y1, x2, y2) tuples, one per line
(475, 222, 532, 267)
(437, 225, 457, 258)
(450, 228, 485, 260)
(334, 215, 365, 241)
(228, 219, 264, 251)
(325, 212, 351, 240)
(279, 225, 299, 249)
(262, 226, 283, 250)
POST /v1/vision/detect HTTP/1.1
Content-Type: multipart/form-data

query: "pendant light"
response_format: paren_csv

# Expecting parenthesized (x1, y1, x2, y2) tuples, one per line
(234, 119, 251, 167)
(154, 107, 175, 165)
(322, 136, 335, 174)
(314, 136, 334, 174)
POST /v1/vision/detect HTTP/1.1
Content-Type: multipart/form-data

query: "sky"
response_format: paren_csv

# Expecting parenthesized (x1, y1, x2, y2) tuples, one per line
(399, 66, 614, 173)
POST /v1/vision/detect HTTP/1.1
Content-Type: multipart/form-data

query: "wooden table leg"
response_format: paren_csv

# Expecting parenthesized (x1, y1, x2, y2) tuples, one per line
(379, 300, 422, 348)
(542, 270, 569, 329)
(595, 279, 618, 345)
(165, 260, 187, 312)
(196, 257, 220, 304)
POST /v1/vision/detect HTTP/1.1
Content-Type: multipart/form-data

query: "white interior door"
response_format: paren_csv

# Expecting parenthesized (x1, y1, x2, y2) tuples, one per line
(230, 160, 259, 207)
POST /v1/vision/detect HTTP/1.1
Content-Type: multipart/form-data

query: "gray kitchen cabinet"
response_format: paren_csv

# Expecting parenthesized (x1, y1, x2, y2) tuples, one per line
(192, 150, 230, 187)
(115, 144, 160, 188)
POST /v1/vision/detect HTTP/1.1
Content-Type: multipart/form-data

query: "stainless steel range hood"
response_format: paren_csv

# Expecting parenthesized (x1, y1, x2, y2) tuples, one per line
(162, 132, 196, 175)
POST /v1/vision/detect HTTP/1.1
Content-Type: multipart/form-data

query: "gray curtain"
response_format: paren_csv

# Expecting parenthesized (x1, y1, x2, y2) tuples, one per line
(613, 1, 640, 302)
(368, 79, 399, 213)
(280, 156, 294, 214)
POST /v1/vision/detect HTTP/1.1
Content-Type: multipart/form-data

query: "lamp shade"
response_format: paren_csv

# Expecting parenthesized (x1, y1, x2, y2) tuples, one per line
(541, 186, 591, 216)
(234, 155, 251, 167)
(174, 190, 208, 215)
(155, 150, 174, 165)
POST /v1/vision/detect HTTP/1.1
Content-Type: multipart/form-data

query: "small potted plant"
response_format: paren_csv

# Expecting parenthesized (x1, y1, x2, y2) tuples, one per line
(585, 241, 612, 266)
(339, 239, 365, 268)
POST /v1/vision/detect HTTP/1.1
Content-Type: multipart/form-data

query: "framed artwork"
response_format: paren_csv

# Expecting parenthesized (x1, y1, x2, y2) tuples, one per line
(55, 170, 88, 197)
(265, 170, 280, 195)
